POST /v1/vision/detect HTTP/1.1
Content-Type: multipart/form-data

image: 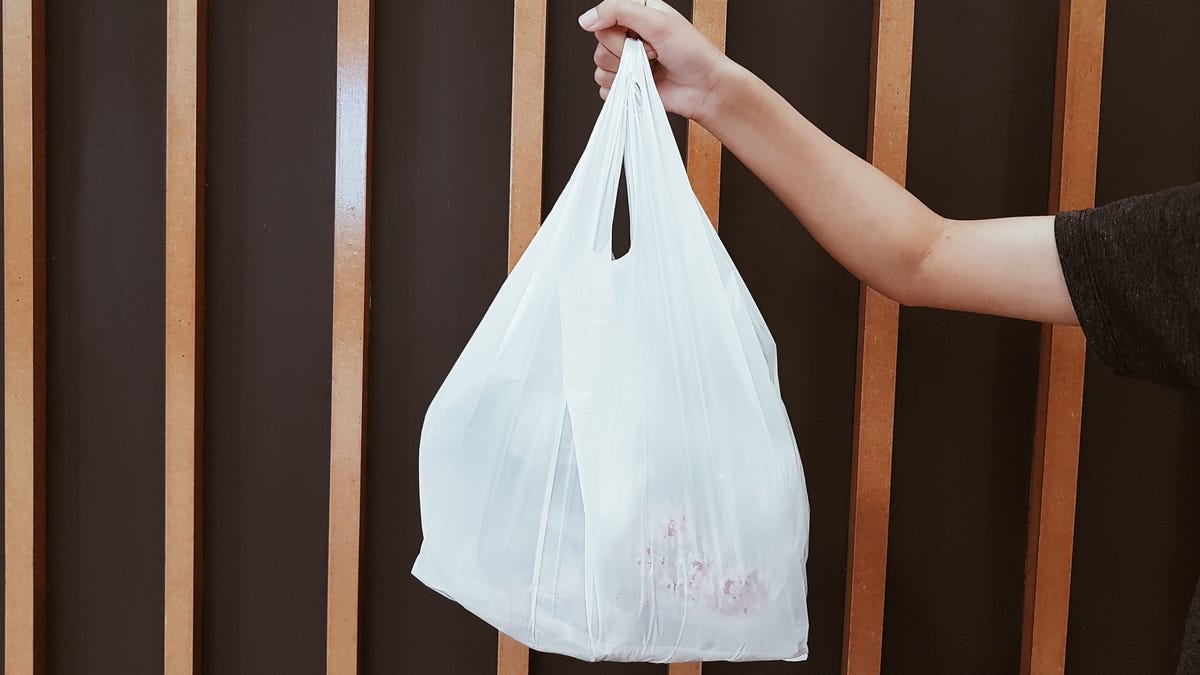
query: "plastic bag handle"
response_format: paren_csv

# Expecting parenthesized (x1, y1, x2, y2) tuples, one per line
(537, 38, 706, 260)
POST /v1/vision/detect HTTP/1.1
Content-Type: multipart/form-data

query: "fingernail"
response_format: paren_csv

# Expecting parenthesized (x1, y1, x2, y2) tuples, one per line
(578, 8, 598, 29)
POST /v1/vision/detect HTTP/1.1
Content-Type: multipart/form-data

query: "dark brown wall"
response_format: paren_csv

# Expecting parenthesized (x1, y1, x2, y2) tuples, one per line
(44, 1, 166, 672)
(709, 3, 873, 674)
(1066, 1, 1200, 673)
(361, 2, 513, 674)
(14, 1, 1200, 674)
(202, 0, 336, 673)
(885, 1, 1059, 673)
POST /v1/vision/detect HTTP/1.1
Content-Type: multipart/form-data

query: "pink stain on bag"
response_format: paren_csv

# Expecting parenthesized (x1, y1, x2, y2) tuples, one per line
(411, 38, 810, 663)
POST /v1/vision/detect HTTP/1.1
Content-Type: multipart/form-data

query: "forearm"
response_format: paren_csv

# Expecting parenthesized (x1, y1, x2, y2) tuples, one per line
(698, 64, 942, 305)
(696, 64, 1077, 325)
(582, 1, 1076, 323)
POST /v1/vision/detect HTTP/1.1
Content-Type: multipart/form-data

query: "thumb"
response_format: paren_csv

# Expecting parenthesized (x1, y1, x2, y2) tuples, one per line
(578, 0, 672, 43)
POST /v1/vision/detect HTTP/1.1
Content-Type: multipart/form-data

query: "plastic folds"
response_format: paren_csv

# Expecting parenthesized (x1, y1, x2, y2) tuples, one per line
(413, 39, 810, 663)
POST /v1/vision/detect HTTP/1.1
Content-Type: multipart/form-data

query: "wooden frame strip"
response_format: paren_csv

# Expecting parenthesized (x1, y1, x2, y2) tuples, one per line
(505, 0, 547, 273)
(164, 1, 207, 673)
(842, 1, 913, 673)
(1020, 1, 1104, 673)
(326, 0, 374, 672)
(684, 0, 727, 231)
(669, 2, 727, 673)
(497, 0, 546, 673)
(3, 1, 47, 673)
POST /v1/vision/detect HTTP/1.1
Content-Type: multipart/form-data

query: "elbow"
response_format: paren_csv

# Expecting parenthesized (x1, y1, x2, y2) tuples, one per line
(884, 281, 925, 311)
(884, 283, 921, 310)
(882, 213, 950, 309)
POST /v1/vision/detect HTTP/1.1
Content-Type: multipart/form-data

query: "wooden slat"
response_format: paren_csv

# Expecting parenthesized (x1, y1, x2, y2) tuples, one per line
(498, 634, 531, 675)
(506, 0, 547, 272)
(842, 1, 913, 673)
(326, 0, 374, 672)
(673, 2, 727, 672)
(685, 0, 727, 230)
(3, 1, 47, 673)
(1020, 1, 1104, 673)
(164, 2, 207, 673)
(498, 0, 546, 671)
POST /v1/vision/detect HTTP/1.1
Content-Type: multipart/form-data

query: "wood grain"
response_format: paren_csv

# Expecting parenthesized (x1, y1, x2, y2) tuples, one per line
(842, 1, 913, 673)
(685, 0, 727, 230)
(498, 634, 531, 675)
(1020, 1, 1105, 673)
(498, 0, 546, 671)
(671, 2, 728, 672)
(326, 0, 374, 672)
(164, 1, 207, 673)
(3, 1, 47, 673)
(506, 0, 547, 272)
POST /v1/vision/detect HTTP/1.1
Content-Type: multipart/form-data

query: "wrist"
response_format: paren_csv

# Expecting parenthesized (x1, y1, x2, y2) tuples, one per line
(693, 59, 755, 134)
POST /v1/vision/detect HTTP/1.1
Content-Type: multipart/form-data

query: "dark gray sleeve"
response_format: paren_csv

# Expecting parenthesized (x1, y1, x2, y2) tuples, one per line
(1054, 182, 1200, 397)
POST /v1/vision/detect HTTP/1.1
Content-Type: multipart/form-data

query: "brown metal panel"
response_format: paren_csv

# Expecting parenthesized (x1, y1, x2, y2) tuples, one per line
(1020, 1, 1104, 673)
(326, 0, 373, 673)
(165, 1, 206, 672)
(3, 1, 46, 672)
(685, 0, 726, 230)
(841, 2, 911, 674)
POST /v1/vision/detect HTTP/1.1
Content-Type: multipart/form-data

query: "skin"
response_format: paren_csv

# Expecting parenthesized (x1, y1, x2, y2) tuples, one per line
(579, 0, 1080, 326)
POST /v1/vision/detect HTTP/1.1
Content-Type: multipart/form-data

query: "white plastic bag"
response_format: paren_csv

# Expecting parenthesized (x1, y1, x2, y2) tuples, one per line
(412, 38, 810, 663)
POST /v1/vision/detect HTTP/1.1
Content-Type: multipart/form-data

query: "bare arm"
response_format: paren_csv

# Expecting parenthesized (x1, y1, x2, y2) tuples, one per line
(581, 0, 1078, 325)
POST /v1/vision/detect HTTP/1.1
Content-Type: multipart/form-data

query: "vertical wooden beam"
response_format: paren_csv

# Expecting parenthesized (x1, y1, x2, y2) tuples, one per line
(165, 0, 207, 673)
(842, 1, 912, 674)
(685, 0, 726, 230)
(3, 1, 47, 673)
(506, 0, 547, 273)
(669, 661, 703, 675)
(672, 2, 727, 673)
(326, 0, 374, 672)
(498, 0, 545, 672)
(1021, 2, 1104, 674)
(497, 632, 530, 675)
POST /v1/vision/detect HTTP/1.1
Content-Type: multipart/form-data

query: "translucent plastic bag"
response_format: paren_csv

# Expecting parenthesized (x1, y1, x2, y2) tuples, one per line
(412, 38, 810, 663)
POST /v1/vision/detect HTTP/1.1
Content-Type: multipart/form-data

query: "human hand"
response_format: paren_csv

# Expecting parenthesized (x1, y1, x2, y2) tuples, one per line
(578, 0, 735, 124)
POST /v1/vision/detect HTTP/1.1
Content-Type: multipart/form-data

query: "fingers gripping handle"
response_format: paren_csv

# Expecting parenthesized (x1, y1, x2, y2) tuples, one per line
(596, 38, 691, 256)
(549, 38, 692, 258)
